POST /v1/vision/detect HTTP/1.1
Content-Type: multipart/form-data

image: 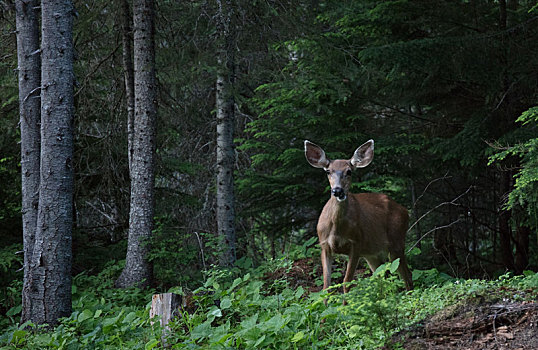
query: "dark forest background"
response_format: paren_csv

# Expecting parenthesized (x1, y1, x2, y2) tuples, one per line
(1, 0, 537, 314)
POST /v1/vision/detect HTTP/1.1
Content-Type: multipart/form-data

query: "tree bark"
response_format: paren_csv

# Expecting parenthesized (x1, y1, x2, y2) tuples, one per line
(120, 0, 135, 175)
(116, 0, 157, 288)
(499, 0, 507, 29)
(16, 0, 41, 324)
(409, 181, 421, 249)
(514, 221, 529, 274)
(216, 0, 236, 267)
(498, 171, 514, 270)
(23, 0, 75, 325)
(150, 293, 182, 346)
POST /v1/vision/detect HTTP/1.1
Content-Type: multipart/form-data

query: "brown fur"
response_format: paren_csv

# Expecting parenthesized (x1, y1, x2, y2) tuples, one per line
(305, 141, 413, 293)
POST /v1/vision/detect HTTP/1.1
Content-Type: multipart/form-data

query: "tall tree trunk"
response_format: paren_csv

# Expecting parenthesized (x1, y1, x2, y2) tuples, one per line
(499, 171, 514, 270)
(116, 0, 157, 288)
(499, 0, 507, 29)
(120, 0, 135, 175)
(499, 0, 519, 29)
(409, 181, 420, 249)
(23, 0, 75, 325)
(16, 0, 41, 324)
(216, 0, 236, 267)
(514, 224, 529, 274)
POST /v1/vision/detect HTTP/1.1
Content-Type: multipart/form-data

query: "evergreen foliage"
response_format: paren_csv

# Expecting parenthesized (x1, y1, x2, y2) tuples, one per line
(0, 0, 537, 345)
(239, 0, 538, 271)
(490, 106, 538, 228)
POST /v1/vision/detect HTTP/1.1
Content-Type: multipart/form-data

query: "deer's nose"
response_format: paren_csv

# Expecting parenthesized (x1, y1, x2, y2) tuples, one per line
(331, 187, 345, 198)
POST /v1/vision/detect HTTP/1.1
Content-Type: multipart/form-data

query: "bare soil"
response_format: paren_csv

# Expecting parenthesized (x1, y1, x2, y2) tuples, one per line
(263, 258, 324, 293)
(391, 299, 538, 350)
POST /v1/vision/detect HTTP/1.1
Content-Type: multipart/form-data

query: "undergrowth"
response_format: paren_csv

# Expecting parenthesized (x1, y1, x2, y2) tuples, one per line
(1, 256, 537, 349)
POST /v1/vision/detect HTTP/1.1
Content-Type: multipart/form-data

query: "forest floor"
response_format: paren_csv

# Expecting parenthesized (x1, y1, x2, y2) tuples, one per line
(393, 298, 538, 350)
(265, 258, 538, 350)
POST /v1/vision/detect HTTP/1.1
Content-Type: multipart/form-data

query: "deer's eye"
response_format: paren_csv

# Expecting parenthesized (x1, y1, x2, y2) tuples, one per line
(346, 170, 352, 177)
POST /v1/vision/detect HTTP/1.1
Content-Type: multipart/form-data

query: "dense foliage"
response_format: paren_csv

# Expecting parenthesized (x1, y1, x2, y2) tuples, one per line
(1, 242, 537, 349)
(0, 0, 537, 347)
(239, 0, 538, 275)
(490, 106, 538, 228)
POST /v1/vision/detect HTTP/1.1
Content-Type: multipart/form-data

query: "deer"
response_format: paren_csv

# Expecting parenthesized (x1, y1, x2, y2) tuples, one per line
(304, 139, 413, 295)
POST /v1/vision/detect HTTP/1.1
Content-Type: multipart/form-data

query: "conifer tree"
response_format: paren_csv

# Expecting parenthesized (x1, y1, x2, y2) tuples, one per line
(22, 0, 75, 325)
(16, 0, 41, 323)
(116, 0, 157, 288)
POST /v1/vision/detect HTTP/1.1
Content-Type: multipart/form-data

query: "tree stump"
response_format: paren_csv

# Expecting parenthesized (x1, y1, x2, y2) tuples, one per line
(150, 293, 182, 346)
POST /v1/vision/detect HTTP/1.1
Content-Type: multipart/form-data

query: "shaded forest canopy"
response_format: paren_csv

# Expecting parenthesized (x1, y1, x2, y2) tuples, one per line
(0, 0, 537, 315)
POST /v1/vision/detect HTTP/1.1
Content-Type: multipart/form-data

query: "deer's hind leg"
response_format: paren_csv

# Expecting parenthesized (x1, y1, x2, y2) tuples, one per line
(389, 251, 414, 290)
(396, 254, 413, 290)
(364, 255, 384, 274)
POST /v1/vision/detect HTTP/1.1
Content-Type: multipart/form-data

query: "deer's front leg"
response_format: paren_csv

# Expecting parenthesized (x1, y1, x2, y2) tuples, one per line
(343, 250, 360, 293)
(321, 248, 333, 290)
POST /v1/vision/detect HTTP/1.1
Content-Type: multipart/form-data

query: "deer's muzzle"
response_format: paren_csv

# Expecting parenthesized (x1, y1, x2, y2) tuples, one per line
(331, 187, 347, 201)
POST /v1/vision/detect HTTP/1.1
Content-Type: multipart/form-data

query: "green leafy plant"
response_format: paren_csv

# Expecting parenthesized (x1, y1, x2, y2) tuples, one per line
(2, 255, 538, 349)
(147, 217, 203, 288)
(0, 244, 23, 329)
(489, 106, 538, 230)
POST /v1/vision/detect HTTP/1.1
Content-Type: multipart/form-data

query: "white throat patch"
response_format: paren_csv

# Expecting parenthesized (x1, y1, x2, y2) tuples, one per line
(336, 195, 347, 202)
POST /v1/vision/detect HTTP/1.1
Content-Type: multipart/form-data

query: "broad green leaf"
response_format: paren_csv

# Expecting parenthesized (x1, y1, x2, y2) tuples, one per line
(240, 313, 258, 330)
(254, 335, 266, 347)
(209, 306, 222, 318)
(122, 311, 137, 324)
(229, 277, 243, 291)
(373, 263, 387, 276)
(102, 310, 124, 333)
(78, 309, 93, 323)
(220, 297, 232, 309)
(291, 331, 305, 342)
(11, 329, 27, 345)
(294, 286, 304, 299)
(265, 313, 286, 331)
(33, 334, 53, 346)
(390, 258, 400, 274)
(348, 325, 361, 339)
(145, 338, 159, 350)
(6, 305, 21, 317)
(191, 321, 212, 340)
(412, 270, 423, 281)
(243, 273, 251, 282)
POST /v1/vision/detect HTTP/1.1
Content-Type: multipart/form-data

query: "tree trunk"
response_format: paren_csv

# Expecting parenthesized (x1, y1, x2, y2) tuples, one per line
(23, 0, 75, 325)
(499, 0, 507, 29)
(150, 293, 183, 346)
(120, 0, 135, 175)
(216, 0, 236, 267)
(409, 181, 421, 249)
(514, 221, 529, 274)
(16, 0, 41, 324)
(499, 171, 514, 270)
(116, 0, 157, 288)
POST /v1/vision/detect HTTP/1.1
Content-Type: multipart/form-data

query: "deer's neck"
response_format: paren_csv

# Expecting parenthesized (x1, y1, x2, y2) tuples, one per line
(327, 196, 350, 226)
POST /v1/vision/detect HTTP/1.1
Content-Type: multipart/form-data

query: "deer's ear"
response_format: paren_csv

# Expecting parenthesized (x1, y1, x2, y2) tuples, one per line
(304, 140, 330, 169)
(351, 139, 374, 168)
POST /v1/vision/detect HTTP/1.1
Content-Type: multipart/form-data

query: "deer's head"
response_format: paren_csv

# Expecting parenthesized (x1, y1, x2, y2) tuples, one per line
(304, 140, 374, 201)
